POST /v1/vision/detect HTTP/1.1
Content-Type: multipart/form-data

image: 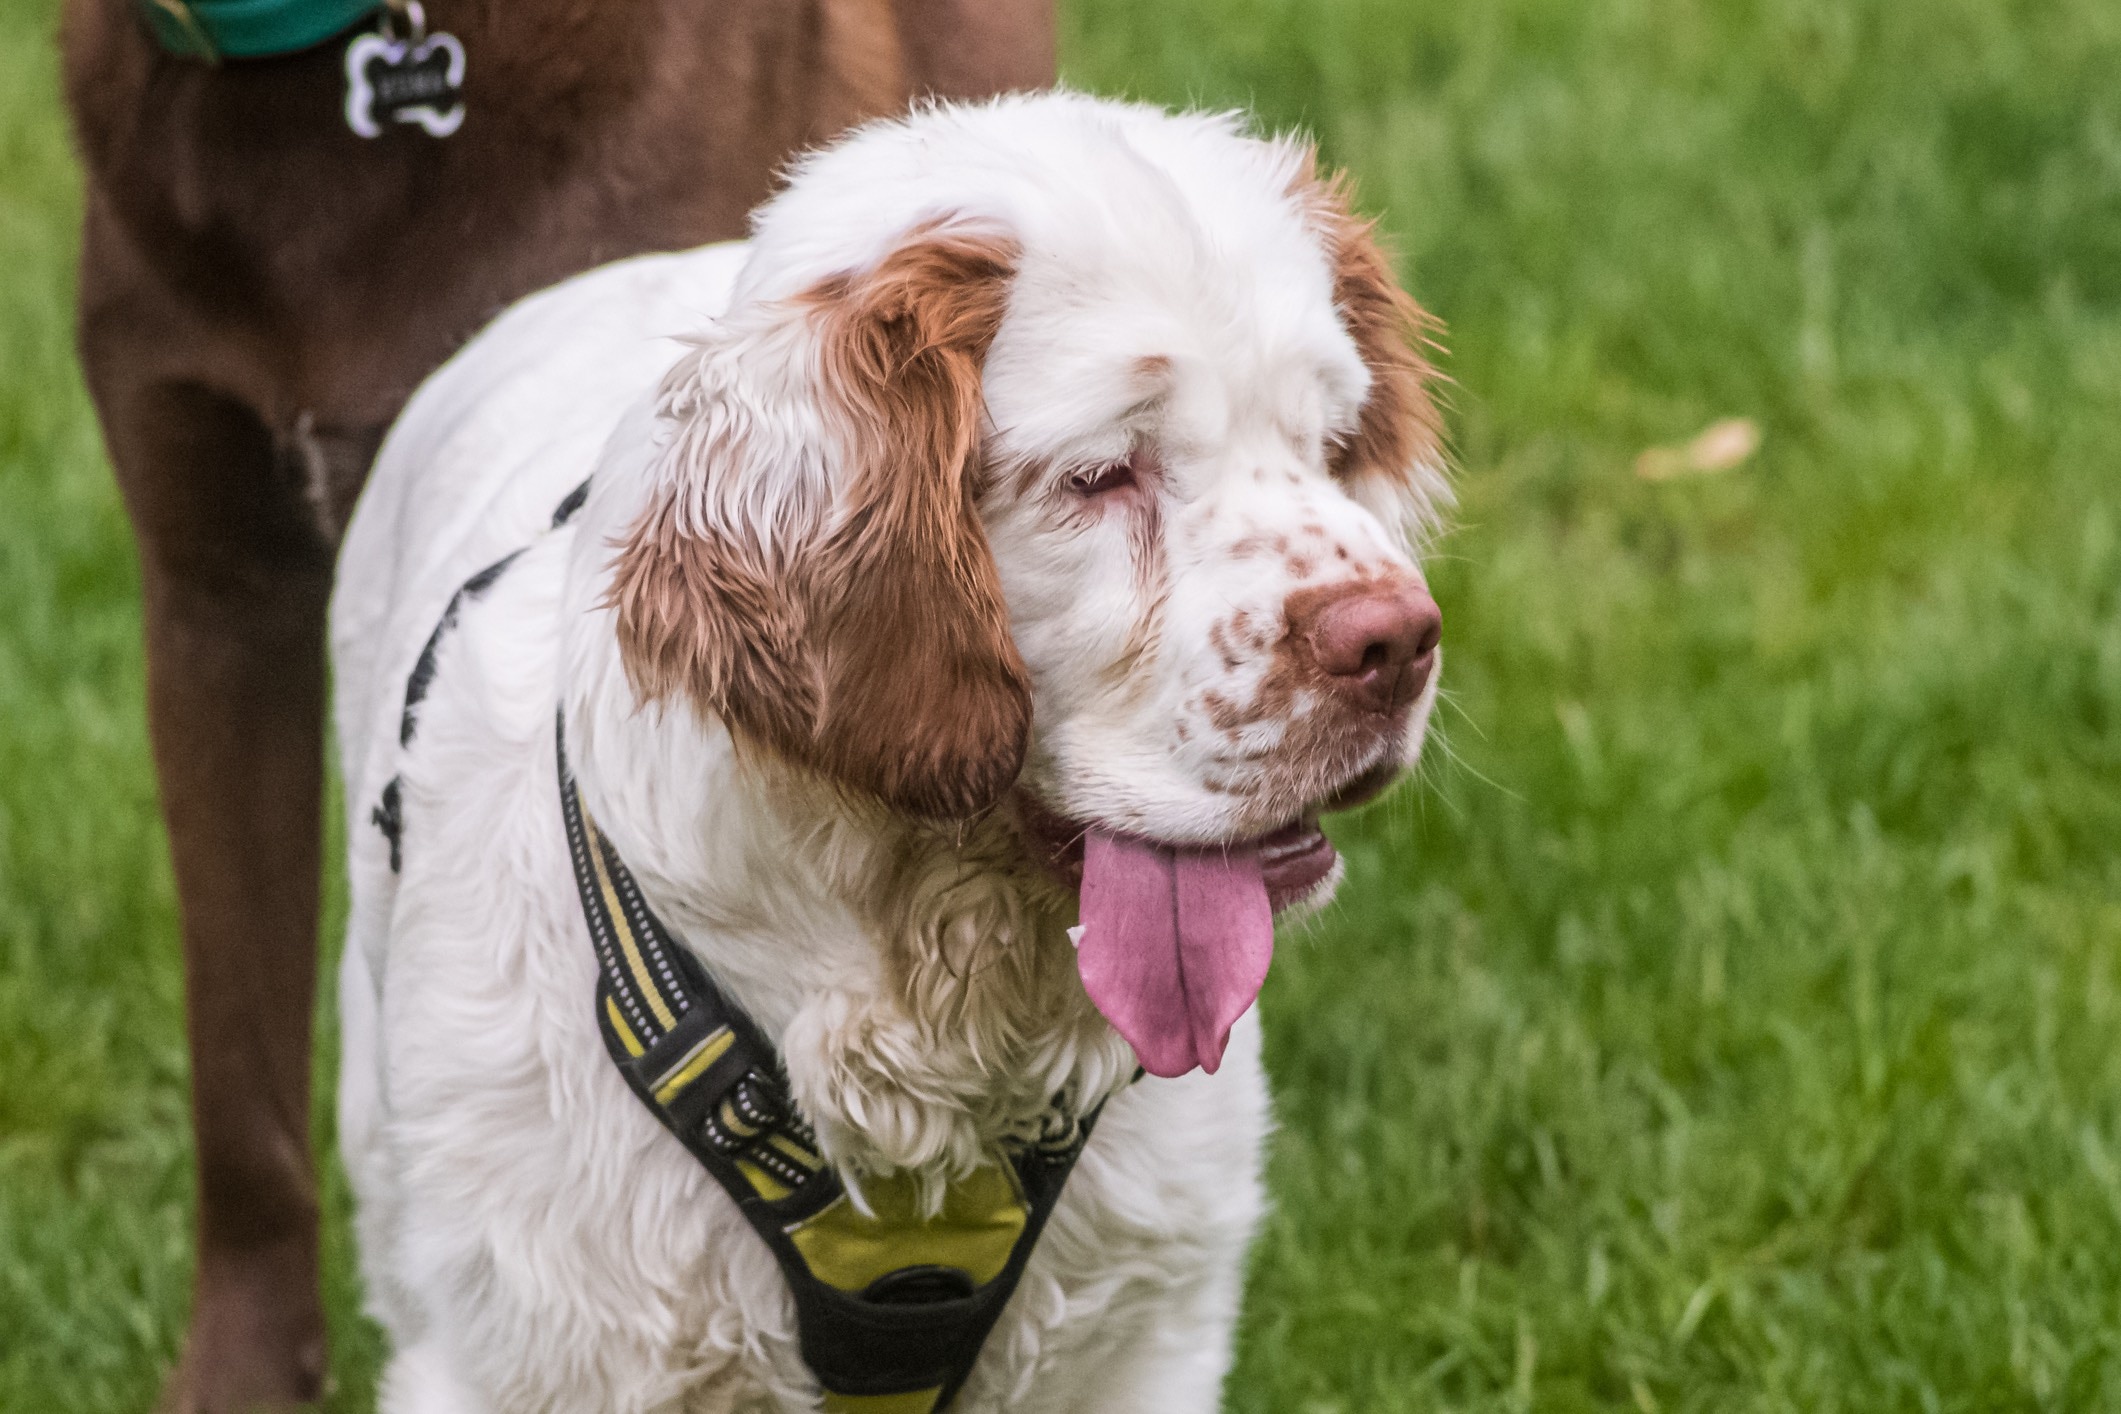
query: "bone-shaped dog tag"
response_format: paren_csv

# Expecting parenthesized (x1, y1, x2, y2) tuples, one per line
(344, 2, 465, 139)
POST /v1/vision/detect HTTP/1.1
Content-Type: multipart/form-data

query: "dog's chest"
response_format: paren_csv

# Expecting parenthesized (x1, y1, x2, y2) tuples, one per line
(379, 862, 1269, 1408)
(358, 585, 1269, 1409)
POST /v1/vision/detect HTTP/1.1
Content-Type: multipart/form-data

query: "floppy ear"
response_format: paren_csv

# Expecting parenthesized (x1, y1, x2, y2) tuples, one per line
(1298, 161, 1451, 537)
(606, 228, 1031, 821)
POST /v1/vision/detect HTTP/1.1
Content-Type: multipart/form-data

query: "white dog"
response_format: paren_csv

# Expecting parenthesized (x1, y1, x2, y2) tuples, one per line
(331, 91, 1447, 1413)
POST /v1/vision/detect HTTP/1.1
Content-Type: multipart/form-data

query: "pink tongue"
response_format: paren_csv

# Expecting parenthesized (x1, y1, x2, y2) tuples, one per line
(1075, 828, 1274, 1078)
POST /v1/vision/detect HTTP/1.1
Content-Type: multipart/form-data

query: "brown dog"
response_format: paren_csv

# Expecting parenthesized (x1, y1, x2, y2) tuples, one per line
(59, 2, 1052, 1407)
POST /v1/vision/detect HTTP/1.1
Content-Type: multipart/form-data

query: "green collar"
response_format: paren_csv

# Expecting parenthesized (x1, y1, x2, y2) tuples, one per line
(137, 0, 380, 61)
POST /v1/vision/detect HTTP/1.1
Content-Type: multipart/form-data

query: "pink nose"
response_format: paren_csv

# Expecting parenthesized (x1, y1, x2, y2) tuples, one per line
(1291, 579, 1442, 715)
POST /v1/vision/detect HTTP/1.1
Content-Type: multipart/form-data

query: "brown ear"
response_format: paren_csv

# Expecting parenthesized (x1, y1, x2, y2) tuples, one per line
(1299, 163, 1448, 513)
(608, 230, 1031, 821)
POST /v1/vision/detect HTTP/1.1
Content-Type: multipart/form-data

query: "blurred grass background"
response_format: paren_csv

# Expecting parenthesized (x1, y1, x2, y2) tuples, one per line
(4, 0, 2121, 1408)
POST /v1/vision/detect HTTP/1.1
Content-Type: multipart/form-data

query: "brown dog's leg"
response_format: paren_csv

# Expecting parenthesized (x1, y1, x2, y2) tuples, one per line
(89, 358, 336, 1409)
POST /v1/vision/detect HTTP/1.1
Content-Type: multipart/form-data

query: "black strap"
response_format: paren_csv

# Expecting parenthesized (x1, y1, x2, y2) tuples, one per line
(373, 480, 590, 873)
(558, 714, 1097, 1409)
(373, 476, 1101, 1407)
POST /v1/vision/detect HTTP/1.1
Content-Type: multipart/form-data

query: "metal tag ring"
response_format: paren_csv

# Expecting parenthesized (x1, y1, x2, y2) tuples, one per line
(379, 0, 427, 46)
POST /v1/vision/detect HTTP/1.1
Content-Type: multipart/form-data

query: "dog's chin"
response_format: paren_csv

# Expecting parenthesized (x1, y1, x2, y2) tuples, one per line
(1273, 850, 1347, 919)
(1014, 755, 1403, 914)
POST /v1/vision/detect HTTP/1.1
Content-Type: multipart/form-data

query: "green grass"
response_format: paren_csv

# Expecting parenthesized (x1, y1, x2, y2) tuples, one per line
(4, 0, 2120, 1407)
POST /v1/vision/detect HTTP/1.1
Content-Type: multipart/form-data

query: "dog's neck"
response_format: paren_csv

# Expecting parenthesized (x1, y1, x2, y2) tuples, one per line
(560, 618, 1133, 1181)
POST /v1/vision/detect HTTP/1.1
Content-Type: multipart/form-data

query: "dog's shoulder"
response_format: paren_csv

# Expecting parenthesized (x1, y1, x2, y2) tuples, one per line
(332, 241, 752, 1012)
(331, 242, 749, 805)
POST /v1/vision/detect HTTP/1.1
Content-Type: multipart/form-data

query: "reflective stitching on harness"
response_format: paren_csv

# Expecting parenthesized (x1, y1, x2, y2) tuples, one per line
(555, 714, 1106, 1410)
(604, 995, 645, 1058)
(564, 763, 657, 1042)
(581, 810, 679, 1032)
(598, 826, 693, 1027)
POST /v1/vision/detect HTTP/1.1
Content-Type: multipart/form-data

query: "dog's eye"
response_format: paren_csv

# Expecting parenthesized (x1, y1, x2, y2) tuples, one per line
(1068, 458, 1138, 497)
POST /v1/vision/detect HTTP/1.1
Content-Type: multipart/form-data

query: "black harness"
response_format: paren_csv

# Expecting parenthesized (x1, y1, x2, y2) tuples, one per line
(376, 484, 1101, 1411)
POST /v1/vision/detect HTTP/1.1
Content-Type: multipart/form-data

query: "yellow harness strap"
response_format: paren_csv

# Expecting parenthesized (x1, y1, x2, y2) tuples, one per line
(376, 488, 1103, 1411)
(557, 715, 1101, 1410)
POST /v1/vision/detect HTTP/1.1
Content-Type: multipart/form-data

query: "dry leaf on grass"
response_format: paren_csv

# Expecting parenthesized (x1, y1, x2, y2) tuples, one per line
(1635, 416, 1762, 481)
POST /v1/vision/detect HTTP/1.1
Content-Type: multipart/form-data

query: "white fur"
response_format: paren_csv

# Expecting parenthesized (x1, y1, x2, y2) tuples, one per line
(333, 93, 1441, 1411)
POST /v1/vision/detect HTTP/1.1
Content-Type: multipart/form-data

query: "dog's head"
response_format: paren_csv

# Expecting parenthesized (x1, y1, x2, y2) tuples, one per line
(606, 96, 1447, 1074)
